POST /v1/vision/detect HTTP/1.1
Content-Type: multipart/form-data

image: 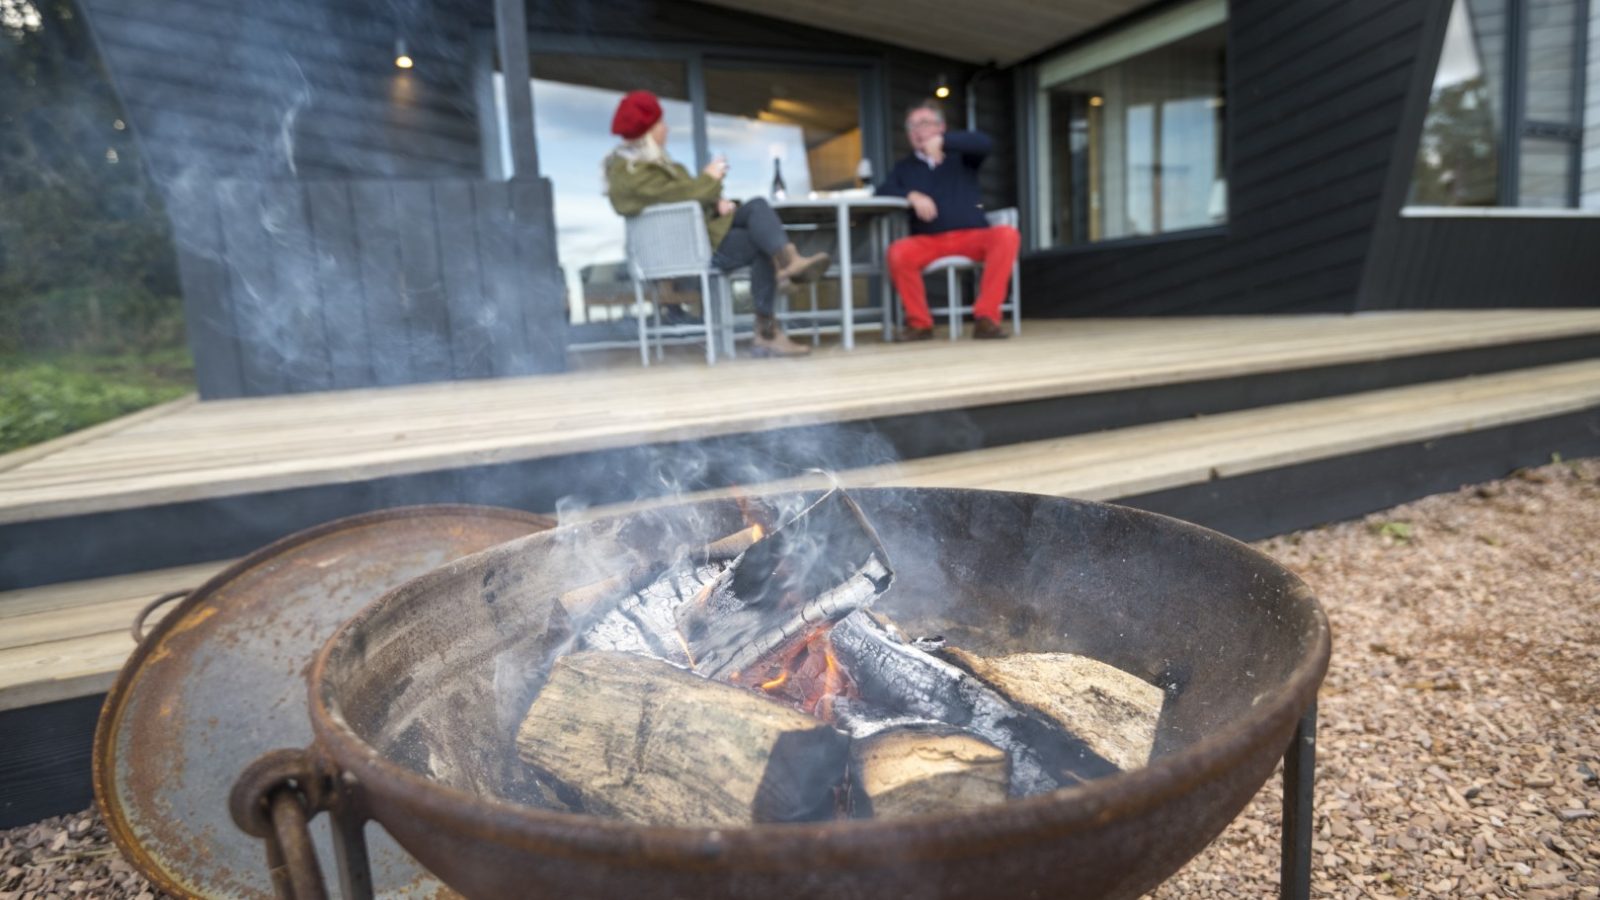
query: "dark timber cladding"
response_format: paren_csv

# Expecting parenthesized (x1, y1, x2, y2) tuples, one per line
(1024, 0, 1436, 316)
(80, 0, 568, 397)
(77, 0, 483, 181)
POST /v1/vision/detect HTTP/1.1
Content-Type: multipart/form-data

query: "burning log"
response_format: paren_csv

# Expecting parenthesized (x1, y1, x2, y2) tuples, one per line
(850, 729, 1009, 820)
(564, 489, 893, 678)
(827, 612, 1121, 796)
(936, 648, 1165, 771)
(676, 489, 892, 679)
(514, 651, 849, 827)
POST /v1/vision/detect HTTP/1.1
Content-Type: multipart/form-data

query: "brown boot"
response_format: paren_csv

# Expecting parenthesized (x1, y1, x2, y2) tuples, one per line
(752, 315, 811, 358)
(774, 243, 830, 284)
(973, 318, 1010, 340)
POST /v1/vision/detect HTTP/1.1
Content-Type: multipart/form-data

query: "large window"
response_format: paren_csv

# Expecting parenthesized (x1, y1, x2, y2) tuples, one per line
(1409, 0, 1599, 210)
(1034, 0, 1227, 247)
(495, 49, 876, 326)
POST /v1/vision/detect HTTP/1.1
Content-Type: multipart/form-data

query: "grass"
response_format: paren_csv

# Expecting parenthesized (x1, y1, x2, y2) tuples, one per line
(0, 348, 195, 455)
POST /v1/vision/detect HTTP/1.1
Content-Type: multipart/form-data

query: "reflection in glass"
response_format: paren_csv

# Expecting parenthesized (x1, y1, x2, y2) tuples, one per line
(1410, 0, 1500, 206)
(1518, 136, 1575, 206)
(512, 56, 692, 323)
(704, 66, 863, 203)
(1042, 23, 1226, 245)
(1523, 0, 1579, 124)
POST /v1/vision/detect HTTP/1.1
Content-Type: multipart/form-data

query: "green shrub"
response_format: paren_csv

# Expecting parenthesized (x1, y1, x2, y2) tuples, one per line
(0, 352, 194, 454)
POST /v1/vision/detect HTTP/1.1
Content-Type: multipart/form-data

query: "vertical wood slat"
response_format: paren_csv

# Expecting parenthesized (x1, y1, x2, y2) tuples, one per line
(184, 177, 571, 397)
(434, 181, 495, 379)
(393, 181, 454, 382)
(166, 188, 245, 399)
(214, 181, 288, 396)
(259, 182, 333, 392)
(349, 182, 411, 387)
(471, 181, 530, 377)
(304, 182, 374, 389)
(511, 178, 568, 374)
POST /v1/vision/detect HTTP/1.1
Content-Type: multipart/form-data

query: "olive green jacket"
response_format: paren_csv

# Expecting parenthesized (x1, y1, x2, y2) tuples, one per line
(604, 154, 732, 248)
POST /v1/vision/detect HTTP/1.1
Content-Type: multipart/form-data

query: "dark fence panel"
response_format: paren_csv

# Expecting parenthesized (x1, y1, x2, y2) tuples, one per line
(181, 178, 564, 398)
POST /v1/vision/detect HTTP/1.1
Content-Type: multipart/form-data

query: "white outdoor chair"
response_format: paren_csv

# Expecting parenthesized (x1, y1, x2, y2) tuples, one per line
(918, 207, 1022, 340)
(624, 201, 734, 366)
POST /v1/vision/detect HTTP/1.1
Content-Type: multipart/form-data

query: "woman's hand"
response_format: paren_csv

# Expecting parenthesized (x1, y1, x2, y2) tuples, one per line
(703, 158, 729, 180)
(716, 198, 737, 217)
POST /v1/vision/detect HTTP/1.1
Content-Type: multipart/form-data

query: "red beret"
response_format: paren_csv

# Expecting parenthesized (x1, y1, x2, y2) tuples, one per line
(611, 90, 663, 140)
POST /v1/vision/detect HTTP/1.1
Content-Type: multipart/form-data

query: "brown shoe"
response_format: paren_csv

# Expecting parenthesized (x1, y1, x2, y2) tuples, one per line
(751, 314, 811, 358)
(774, 243, 830, 284)
(895, 325, 935, 342)
(973, 318, 1009, 340)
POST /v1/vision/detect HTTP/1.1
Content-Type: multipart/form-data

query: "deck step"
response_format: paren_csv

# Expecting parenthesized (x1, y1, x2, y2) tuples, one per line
(6, 358, 1598, 715)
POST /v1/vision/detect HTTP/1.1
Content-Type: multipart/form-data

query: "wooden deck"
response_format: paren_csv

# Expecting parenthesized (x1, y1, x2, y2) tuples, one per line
(4, 310, 1600, 525)
(5, 352, 1600, 712)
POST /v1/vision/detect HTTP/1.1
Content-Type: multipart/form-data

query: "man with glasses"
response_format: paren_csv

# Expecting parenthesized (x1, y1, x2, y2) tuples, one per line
(877, 100, 1019, 341)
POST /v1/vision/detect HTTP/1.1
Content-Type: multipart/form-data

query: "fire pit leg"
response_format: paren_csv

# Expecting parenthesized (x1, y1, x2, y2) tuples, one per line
(1279, 700, 1317, 900)
(330, 806, 375, 900)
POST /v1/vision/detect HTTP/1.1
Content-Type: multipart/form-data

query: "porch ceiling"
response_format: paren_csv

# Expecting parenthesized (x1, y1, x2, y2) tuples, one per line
(699, 0, 1154, 65)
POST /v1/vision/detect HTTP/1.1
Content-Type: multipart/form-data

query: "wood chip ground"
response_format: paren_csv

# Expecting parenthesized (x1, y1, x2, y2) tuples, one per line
(5, 458, 1597, 899)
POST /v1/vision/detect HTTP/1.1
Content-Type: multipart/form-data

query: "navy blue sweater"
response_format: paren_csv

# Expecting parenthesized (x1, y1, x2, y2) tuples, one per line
(876, 130, 992, 235)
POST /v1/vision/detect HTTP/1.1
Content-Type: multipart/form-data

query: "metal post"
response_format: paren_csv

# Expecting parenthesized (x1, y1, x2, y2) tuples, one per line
(1280, 700, 1317, 900)
(494, 0, 538, 179)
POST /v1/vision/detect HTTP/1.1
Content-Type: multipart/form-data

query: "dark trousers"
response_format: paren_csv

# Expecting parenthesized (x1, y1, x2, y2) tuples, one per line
(711, 197, 787, 317)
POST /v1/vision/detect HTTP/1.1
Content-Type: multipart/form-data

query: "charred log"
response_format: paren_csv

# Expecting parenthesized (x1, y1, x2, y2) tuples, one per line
(515, 651, 849, 827)
(827, 612, 1121, 795)
(677, 489, 893, 679)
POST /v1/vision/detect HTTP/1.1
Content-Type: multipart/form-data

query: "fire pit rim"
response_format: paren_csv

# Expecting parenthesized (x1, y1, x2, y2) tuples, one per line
(92, 503, 556, 900)
(306, 488, 1332, 870)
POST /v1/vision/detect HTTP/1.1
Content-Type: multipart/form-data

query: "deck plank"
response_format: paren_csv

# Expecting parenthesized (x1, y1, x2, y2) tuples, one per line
(3, 355, 1599, 711)
(3, 312, 1600, 523)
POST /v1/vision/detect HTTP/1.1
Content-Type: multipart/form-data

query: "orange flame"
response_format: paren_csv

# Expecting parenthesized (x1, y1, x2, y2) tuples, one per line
(750, 523, 765, 541)
(759, 670, 789, 691)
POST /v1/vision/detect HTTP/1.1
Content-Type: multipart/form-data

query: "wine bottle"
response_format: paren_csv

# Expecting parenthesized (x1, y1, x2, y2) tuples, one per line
(770, 158, 787, 201)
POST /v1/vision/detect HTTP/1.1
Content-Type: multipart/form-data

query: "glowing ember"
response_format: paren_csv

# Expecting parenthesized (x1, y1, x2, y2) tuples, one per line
(736, 630, 857, 721)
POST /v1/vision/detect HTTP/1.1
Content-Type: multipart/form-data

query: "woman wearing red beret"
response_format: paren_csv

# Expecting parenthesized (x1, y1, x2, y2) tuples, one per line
(604, 90, 826, 358)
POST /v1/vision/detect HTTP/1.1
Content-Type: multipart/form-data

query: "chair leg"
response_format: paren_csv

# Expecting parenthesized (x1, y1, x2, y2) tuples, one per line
(634, 282, 650, 367)
(701, 273, 716, 366)
(809, 284, 820, 347)
(1012, 262, 1022, 336)
(947, 268, 960, 341)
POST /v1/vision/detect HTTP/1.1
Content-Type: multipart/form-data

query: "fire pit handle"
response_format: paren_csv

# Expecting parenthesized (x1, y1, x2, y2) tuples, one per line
(230, 748, 375, 900)
(130, 589, 191, 644)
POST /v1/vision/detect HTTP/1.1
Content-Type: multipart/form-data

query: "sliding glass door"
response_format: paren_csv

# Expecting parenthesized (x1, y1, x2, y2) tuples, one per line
(493, 42, 881, 328)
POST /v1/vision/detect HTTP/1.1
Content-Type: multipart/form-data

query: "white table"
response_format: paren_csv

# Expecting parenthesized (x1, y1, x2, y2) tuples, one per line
(772, 196, 909, 350)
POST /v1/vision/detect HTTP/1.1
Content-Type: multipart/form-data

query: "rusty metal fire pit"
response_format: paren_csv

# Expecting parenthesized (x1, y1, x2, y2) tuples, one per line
(93, 505, 553, 899)
(232, 488, 1329, 900)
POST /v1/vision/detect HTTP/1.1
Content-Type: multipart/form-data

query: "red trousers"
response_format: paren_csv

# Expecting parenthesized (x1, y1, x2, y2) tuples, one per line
(886, 226, 1021, 329)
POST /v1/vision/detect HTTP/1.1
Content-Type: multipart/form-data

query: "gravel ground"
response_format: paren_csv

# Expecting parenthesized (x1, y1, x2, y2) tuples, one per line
(5, 458, 1598, 899)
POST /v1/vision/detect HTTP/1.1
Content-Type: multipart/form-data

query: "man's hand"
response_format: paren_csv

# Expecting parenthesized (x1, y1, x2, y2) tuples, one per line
(907, 190, 939, 223)
(922, 132, 945, 165)
(715, 198, 737, 217)
(703, 159, 729, 180)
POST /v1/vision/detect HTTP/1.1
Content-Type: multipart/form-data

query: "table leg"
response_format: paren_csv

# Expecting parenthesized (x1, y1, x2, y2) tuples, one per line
(879, 215, 894, 342)
(837, 204, 854, 351)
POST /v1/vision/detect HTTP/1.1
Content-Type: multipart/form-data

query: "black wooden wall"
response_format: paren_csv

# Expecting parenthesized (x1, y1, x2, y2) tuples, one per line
(79, 0, 484, 181)
(1024, 0, 1439, 316)
(80, 0, 569, 397)
(1022, 0, 1600, 316)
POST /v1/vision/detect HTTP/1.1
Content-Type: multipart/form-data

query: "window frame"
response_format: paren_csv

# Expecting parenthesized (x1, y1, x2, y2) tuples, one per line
(1404, 0, 1597, 215)
(1024, 0, 1231, 252)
